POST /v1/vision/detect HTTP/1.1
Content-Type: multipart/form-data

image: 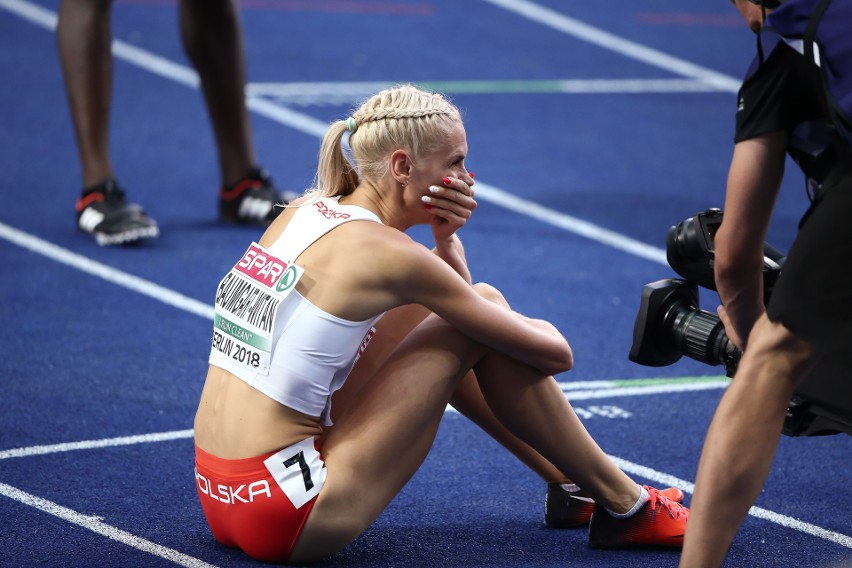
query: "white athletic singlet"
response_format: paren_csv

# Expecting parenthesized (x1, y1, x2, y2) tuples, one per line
(208, 196, 384, 425)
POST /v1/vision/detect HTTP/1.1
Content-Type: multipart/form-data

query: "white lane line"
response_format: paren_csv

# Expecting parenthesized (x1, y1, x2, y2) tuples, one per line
(246, 77, 729, 106)
(6, 426, 852, 551)
(0, 222, 215, 320)
(0, 429, 194, 460)
(2, 0, 741, 97)
(0, 0, 52, 27)
(611, 455, 852, 549)
(479, 0, 741, 93)
(245, 94, 330, 138)
(0, 482, 219, 568)
(0, 0, 199, 88)
(1, 0, 676, 265)
(4, 0, 847, 554)
(564, 380, 728, 400)
(4, 420, 851, 549)
(2, 377, 727, 462)
(746, 507, 852, 549)
(470, 180, 669, 265)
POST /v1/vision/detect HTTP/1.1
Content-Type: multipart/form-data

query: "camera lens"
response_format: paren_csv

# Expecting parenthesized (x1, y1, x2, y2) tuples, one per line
(629, 278, 741, 376)
(665, 304, 741, 376)
(670, 308, 734, 368)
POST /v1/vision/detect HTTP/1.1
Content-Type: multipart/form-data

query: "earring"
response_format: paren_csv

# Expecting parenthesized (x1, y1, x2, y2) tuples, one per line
(401, 180, 409, 188)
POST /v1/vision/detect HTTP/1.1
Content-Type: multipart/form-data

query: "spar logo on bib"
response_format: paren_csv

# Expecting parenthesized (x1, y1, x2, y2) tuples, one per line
(234, 243, 290, 289)
(276, 265, 299, 293)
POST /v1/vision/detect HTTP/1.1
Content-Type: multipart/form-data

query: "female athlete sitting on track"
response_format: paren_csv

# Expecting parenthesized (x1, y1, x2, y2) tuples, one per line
(193, 84, 688, 564)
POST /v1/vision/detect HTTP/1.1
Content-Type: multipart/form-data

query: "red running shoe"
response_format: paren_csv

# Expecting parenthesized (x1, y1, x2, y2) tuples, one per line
(588, 485, 689, 548)
(544, 483, 596, 528)
(546, 484, 684, 529)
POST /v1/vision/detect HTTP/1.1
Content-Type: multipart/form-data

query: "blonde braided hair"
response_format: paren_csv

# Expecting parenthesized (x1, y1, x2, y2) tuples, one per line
(313, 84, 462, 197)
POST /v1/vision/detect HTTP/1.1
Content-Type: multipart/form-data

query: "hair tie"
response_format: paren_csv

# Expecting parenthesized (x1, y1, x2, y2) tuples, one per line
(345, 116, 358, 133)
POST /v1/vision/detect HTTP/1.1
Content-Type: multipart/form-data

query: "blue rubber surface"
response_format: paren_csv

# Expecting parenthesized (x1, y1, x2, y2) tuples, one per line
(1, 1, 849, 566)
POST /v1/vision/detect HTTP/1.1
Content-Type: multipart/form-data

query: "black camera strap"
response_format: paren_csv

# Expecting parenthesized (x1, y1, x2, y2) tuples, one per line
(784, 0, 852, 207)
(803, 0, 852, 161)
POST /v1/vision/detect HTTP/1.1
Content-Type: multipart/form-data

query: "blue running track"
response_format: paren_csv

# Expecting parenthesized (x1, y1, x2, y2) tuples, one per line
(1, 1, 849, 566)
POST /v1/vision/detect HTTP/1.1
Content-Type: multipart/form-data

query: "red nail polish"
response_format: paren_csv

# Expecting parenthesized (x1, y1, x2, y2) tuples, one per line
(469, 172, 475, 179)
(442, 177, 451, 185)
(423, 203, 433, 210)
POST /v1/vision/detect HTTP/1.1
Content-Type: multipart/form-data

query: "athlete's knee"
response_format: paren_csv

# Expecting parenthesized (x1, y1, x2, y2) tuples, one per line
(472, 282, 510, 309)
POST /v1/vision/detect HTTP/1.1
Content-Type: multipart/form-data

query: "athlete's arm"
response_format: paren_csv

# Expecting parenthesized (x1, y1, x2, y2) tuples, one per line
(714, 132, 787, 350)
(392, 243, 573, 377)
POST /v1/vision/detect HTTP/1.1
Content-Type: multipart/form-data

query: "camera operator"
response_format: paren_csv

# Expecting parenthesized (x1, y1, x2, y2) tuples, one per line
(680, 1, 852, 566)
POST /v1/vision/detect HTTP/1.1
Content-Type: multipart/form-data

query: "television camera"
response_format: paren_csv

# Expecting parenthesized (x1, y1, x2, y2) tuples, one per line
(628, 208, 852, 437)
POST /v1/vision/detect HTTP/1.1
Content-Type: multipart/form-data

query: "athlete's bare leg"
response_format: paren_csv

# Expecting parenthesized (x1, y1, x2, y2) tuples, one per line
(332, 304, 565, 482)
(292, 312, 487, 562)
(680, 316, 816, 567)
(291, 286, 639, 563)
(179, 0, 256, 186)
(57, 0, 115, 187)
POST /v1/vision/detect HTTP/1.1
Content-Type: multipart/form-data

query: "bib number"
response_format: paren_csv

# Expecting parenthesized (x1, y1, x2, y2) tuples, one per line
(212, 242, 303, 375)
(264, 438, 326, 509)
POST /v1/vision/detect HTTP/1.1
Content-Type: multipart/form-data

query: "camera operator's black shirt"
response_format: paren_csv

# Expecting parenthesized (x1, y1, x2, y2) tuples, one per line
(734, 41, 824, 144)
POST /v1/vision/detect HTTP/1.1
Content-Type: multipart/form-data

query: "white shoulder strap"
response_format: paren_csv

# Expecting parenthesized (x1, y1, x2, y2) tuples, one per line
(266, 196, 381, 261)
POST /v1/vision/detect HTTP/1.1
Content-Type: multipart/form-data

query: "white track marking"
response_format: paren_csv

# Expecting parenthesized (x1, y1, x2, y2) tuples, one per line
(4, 427, 851, 550)
(246, 77, 729, 106)
(610, 456, 852, 549)
(0, 430, 194, 460)
(470, 180, 669, 265)
(0, 482, 218, 567)
(0, 222, 214, 320)
(1, 0, 848, 555)
(2, 0, 703, 265)
(480, 0, 741, 93)
(564, 380, 728, 400)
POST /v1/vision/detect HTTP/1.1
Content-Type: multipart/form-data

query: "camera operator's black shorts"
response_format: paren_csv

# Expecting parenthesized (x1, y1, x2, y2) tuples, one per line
(767, 155, 852, 353)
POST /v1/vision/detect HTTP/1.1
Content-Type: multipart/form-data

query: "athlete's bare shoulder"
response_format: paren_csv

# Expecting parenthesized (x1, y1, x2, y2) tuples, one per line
(320, 219, 424, 276)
